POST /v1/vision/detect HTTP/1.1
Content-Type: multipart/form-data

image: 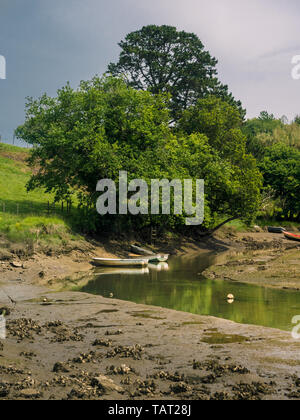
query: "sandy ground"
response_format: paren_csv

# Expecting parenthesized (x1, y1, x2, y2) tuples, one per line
(0, 232, 300, 400)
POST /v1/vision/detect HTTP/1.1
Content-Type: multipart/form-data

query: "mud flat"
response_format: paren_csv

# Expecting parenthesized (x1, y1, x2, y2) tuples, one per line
(0, 282, 300, 400)
(203, 232, 300, 290)
(0, 232, 299, 400)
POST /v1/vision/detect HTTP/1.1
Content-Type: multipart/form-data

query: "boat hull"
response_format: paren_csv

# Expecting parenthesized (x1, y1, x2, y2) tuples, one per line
(268, 226, 286, 234)
(284, 232, 300, 242)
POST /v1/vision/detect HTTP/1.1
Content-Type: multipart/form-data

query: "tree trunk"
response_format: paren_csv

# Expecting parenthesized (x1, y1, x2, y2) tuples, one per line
(198, 216, 240, 237)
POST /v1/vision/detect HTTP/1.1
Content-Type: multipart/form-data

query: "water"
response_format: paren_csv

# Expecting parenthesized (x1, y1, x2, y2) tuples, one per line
(78, 252, 300, 332)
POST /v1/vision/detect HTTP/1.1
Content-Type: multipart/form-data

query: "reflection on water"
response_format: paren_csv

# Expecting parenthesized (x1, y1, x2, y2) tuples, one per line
(78, 252, 300, 332)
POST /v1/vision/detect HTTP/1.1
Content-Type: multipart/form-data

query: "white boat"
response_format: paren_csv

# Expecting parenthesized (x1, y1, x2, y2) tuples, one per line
(92, 257, 148, 267)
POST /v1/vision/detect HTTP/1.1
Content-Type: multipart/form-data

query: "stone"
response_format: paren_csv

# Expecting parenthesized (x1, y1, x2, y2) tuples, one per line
(52, 362, 69, 373)
(19, 389, 41, 399)
(91, 375, 124, 394)
(11, 261, 22, 268)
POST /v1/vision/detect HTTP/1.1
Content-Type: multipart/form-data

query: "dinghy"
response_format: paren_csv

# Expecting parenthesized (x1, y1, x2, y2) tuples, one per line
(283, 232, 300, 242)
(148, 255, 169, 263)
(268, 226, 286, 234)
(131, 244, 155, 256)
(92, 258, 148, 267)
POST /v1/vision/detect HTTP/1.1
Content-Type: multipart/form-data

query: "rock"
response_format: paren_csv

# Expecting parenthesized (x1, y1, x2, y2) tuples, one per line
(0, 384, 9, 398)
(0, 307, 11, 316)
(170, 382, 191, 394)
(91, 375, 124, 394)
(11, 261, 22, 268)
(253, 225, 262, 232)
(52, 362, 69, 373)
(19, 389, 41, 399)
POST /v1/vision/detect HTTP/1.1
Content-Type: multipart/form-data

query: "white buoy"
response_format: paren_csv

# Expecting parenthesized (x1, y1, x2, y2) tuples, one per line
(227, 294, 234, 300)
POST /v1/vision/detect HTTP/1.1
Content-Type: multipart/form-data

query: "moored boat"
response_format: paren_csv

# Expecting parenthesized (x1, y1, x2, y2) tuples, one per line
(268, 226, 286, 234)
(92, 258, 148, 267)
(283, 232, 300, 242)
(148, 255, 169, 263)
(130, 244, 155, 256)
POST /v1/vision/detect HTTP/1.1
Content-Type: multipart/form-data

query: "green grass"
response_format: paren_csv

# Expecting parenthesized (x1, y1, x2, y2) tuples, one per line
(0, 143, 55, 214)
(0, 143, 85, 255)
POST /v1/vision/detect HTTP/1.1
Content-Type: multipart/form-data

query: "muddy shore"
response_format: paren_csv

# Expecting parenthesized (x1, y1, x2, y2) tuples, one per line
(0, 232, 300, 400)
(203, 232, 300, 290)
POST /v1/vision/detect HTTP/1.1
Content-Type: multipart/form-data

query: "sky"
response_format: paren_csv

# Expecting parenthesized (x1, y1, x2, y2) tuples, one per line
(1, 0, 300, 144)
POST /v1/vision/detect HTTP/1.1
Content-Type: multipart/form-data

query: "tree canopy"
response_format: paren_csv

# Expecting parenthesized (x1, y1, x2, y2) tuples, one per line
(108, 25, 245, 121)
(16, 77, 261, 234)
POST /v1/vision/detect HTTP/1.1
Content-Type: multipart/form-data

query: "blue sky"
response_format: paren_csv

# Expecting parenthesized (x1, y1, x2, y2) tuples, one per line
(1, 0, 300, 144)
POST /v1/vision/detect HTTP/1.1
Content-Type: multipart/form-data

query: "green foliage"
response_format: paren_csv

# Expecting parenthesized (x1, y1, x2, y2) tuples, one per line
(242, 112, 283, 159)
(259, 143, 300, 220)
(16, 77, 261, 233)
(177, 97, 263, 224)
(108, 25, 245, 121)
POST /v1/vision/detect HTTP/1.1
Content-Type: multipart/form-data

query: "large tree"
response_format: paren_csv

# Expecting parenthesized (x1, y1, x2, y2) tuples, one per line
(108, 25, 245, 121)
(16, 77, 260, 234)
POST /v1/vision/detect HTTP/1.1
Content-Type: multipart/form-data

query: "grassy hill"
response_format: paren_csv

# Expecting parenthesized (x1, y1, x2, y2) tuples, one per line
(0, 143, 84, 257)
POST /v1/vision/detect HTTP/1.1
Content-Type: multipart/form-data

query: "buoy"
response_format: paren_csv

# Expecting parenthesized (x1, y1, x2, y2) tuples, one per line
(227, 294, 234, 300)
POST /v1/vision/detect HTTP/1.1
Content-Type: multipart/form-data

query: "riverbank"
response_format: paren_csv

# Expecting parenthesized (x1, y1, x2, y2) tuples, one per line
(0, 231, 300, 400)
(203, 231, 300, 290)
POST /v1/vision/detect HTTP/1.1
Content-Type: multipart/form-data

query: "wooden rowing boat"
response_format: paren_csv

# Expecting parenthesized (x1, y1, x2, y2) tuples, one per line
(130, 244, 169, 263)
(92, 258, 148, 267)
(131, 245, 155, 256)
(148, 255, 169, 263)
(283, 232, 300, 242)
(268, 226, 286, 234)
(138, 254, 169, 263)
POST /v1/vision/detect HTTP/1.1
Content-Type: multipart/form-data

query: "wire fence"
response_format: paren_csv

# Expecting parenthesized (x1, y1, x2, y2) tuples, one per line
(0, 200, 73, 217)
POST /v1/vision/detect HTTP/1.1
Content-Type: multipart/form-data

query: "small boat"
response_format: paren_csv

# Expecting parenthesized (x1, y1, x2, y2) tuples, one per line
(283, 232, 300, 242)
(268, 226, 286, 234)
(130, 244, 155, 256)
(148, 255, 169, 263)
(136, 254, 169, 263)
(92, 258, 148, 267)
